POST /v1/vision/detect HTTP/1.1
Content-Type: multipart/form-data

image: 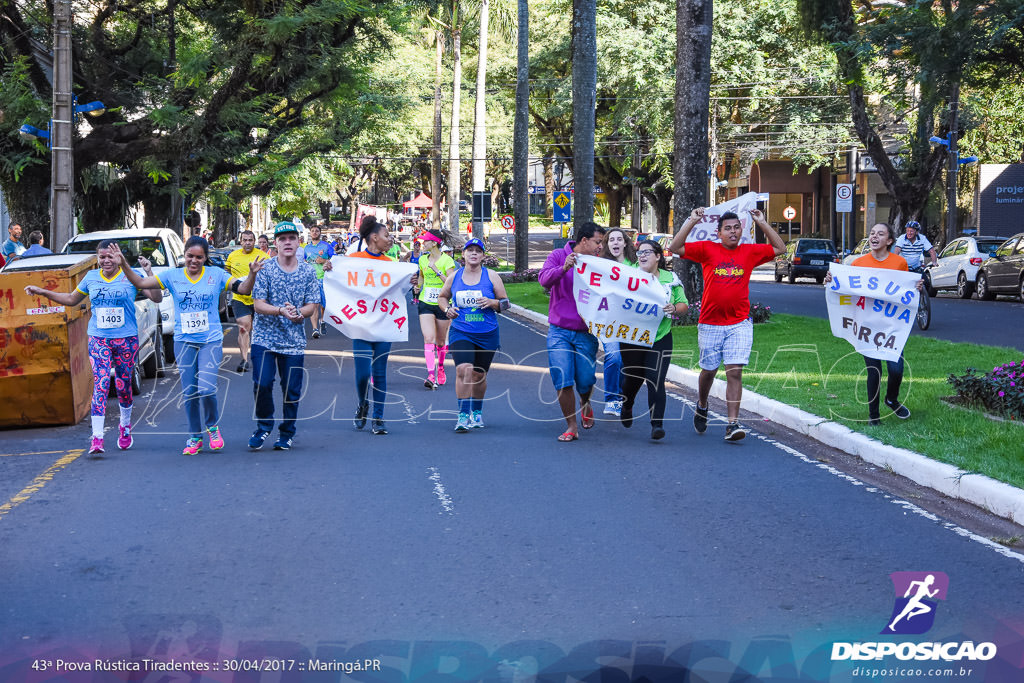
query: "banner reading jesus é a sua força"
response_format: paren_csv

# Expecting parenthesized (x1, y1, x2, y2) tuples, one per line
(572, 255, 669, 348)
(323, 257, 419, 342)
(824, 263, 921, 362)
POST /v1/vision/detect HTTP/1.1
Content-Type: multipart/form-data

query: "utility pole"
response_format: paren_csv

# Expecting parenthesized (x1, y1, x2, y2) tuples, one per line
(945, 82, 961, 244)
(51, 0, 75, 249)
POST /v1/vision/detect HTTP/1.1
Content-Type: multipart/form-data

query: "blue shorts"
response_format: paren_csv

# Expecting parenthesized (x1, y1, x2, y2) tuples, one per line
(318, 280, 326, 307)
(547, 324, 599, 392)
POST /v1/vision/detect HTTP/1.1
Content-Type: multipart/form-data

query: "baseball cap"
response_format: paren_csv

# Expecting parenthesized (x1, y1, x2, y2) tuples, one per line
(274, 221, 300, 238)
(463, 238, 486, 252)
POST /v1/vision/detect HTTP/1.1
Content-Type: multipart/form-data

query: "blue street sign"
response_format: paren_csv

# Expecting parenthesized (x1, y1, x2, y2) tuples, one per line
(553, 191, 571, 223)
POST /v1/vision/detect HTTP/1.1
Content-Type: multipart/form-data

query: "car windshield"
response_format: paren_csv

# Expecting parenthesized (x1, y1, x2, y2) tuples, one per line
(67, 237, 169, 267)
(976, 239, 1005, 253)
(798, 239, 835, 252)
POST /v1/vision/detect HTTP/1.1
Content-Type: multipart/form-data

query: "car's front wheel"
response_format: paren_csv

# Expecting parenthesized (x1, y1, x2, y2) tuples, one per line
(956, 272, 973, 299)
(976, 272, 995, 301)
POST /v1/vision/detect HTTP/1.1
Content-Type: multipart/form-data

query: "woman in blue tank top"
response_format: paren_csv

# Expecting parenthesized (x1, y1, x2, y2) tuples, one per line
(437, 238, 510, 433)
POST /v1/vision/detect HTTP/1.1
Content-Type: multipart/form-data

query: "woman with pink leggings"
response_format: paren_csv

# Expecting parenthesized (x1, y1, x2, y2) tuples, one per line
(25, 240, 162, 455)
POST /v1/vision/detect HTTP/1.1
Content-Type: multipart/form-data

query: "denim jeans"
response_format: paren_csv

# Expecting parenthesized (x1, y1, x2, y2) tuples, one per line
(602, 340, 622, 403)
(174, 340, 223, 438)
(251, 343, 305, 438)
(352, 339, 391, 419)
(546, 324, 598, 392)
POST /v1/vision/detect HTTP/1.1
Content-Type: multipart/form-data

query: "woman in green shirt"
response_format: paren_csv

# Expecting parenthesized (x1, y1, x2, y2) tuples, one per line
(414, 230, 458, 388)
(619, 239, 688, 440)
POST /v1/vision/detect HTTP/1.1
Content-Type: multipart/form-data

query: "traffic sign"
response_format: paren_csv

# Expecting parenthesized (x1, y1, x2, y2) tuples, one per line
(553, 191, 571, 222)
(783, 206, 797, 221)
(836, 184, 854, 213)
(500, 215, 515, 230)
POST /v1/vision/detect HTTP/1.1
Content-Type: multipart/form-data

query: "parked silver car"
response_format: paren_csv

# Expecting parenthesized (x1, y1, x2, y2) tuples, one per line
(925, 235, 1006, 298)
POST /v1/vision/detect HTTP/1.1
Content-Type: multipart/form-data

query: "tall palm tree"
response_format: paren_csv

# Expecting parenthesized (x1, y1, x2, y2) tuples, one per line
(512, 0, 529, 270)
(673, 0, 713, 302)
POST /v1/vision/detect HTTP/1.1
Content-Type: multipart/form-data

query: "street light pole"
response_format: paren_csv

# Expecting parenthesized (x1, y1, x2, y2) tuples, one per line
(945, 84, 960, 244)
(51, 0, 75, 249)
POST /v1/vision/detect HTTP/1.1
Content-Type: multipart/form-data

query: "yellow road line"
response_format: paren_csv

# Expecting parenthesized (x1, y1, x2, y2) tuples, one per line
(0, 450, 70, 458)
(0, 449, 84, 522)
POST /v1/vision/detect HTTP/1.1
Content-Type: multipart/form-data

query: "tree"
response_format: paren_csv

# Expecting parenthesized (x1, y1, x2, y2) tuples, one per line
(572, 0, 597, 232)
(0, 0, 413, 240)
(796, 0, 1024, 239)
(673, 0, 713, 303)
(513, 0, 531, 271)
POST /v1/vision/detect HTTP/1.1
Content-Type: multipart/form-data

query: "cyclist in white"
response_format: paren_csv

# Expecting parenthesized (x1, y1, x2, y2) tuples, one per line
(893, 220, 938, 271)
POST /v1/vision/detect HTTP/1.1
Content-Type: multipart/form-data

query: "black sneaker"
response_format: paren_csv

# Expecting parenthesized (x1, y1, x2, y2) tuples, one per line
(236, 360, 246, 374)
(724, 422, 746, 442)
(248, 429, 270, 450)
(319, 321, 328, 336)
(353, 401, 369, 429)
(620, 398, 634, 428)
(693, 403, 709, 434)
(884, 398, 911, 419)
(371, 419, 388, 435)
(273, 436, 292, 450)
(868, 417, 881, 426)
(651, 425, 666, 440)
(311, 329, 321, 339)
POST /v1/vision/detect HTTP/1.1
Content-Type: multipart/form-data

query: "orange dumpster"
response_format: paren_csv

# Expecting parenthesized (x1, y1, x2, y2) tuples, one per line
(0, 254, 96, 427)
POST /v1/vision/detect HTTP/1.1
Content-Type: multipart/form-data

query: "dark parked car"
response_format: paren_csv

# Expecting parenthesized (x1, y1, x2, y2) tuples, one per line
(975, 232, 1024, 301)
(775, 238, 840, 283)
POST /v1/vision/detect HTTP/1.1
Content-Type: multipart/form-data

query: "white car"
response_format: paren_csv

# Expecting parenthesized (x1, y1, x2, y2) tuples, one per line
(925, 235, 1006, 298)
(63, 228, 186, 362)
(842, 238, 870, 265)
(1, 253, 164, 391)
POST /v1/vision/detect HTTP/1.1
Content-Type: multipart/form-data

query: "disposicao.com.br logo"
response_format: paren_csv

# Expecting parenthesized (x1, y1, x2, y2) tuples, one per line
(831, 572, 998, 663)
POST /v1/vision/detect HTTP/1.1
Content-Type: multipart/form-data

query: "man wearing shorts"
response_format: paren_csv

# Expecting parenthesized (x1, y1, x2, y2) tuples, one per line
(303, 223, 335, 338)
(225, 230, 268, 373)
(539, 221, 606, 441)
(670, 208, 785, 441)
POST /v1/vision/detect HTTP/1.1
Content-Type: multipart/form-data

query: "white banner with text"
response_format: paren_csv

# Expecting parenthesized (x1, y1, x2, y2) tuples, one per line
(324, 257, 419, 342)
(825, 264, 921, 362)
(572, 255, 669, 348)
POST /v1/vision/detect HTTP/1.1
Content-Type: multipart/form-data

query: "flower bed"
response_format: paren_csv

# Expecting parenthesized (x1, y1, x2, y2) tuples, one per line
(947, 359, 1024, 421)
(499, 269, 541, 283)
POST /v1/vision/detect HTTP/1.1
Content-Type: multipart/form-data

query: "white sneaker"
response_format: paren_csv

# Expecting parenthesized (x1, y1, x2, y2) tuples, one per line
(603, 400, 622, 417)
(469, 410, 484, 428)
(454, 413, 471, 433)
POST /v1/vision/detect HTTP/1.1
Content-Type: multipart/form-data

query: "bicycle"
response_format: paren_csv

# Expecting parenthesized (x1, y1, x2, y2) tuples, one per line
(909, 265, 932, 330)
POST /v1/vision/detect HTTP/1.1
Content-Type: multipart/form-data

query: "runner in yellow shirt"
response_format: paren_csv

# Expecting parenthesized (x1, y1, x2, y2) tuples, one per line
(225, 230, 269, 372)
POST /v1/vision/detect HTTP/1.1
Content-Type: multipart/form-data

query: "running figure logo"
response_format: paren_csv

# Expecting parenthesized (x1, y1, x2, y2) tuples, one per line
(882, 571, 949, 635)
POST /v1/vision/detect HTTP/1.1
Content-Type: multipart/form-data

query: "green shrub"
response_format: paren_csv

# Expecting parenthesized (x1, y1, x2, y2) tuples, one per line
(948, 359, 1024, 420)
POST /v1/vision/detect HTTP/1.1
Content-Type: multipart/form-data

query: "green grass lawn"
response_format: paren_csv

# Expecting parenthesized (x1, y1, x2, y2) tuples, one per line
(505, 282, 1024, 488)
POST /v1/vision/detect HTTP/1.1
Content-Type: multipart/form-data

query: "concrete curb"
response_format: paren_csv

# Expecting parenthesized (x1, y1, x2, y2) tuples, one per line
(508, 304, 1024, 524)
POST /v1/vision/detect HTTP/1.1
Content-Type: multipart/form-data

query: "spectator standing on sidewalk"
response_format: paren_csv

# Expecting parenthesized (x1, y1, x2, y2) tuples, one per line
(248, 222, 322, 451)
(20, 231, 52, 258)
(669, 208, 785, 442)
(539, 221, 607, 442)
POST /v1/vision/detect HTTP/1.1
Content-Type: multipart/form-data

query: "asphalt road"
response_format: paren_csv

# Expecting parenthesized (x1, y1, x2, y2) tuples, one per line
(1, 312, 1023, 682)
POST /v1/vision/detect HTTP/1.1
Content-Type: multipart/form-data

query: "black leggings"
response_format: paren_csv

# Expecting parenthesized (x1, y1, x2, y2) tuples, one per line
(620, 332, 673, 427)
(863, 354, 905, 419)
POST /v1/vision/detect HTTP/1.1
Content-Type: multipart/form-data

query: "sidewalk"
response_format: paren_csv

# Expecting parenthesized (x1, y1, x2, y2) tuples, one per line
(509, 304, 1024, 524)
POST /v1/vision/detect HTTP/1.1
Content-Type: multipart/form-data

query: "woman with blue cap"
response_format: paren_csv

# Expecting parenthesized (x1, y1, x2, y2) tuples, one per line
(437, 238, 510, 432)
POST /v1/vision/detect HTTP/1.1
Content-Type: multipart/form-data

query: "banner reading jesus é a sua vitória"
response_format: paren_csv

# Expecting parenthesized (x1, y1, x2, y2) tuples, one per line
(825, 263, 921, 362)
(572, 255, 669, 348)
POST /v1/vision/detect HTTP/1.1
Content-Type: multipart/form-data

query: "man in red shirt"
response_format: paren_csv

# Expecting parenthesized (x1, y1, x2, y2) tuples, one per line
(670, 208, 785, 441)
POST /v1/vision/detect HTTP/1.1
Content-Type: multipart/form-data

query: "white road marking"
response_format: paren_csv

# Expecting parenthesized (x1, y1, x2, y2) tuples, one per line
(427, 466, 455, 515)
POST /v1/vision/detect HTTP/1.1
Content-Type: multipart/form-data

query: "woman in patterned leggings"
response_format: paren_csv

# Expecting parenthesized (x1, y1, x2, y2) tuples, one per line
(24, 240, 162, 455)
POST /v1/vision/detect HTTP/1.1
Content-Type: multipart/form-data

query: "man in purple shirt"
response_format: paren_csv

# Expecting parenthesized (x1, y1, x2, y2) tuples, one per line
(539, 221, 606, 442)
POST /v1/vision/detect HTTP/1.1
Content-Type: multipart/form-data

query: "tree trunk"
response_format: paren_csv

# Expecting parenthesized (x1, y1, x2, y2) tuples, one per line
(542, 153, 555, 219)
(432, 30, 445, 227)
(79, 182, 128, 231)
(605, 188, 625, 228)
(513, 0, 530, 272)
(1, 165, 50, 242)
(447, 27, 463, 239)
(143, 192, 176, 231)
(471, 0, 490, 240)
(673, 0, 713, 304)
(572, 0, 597, 234)
(212, 206, 236, 247)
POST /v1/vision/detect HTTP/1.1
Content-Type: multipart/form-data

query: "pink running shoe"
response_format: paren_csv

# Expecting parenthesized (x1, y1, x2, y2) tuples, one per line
(117, 424, 133, 450)
(182, 438, 203, 456)
(424, 372, 435, 389)
(89, 436, 104, 455)
(207, 426, 225, 450)
(437, 366, 446, 385)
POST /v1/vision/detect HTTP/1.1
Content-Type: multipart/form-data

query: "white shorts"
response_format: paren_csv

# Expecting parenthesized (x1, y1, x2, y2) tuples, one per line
(697, 319, 753, 370)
